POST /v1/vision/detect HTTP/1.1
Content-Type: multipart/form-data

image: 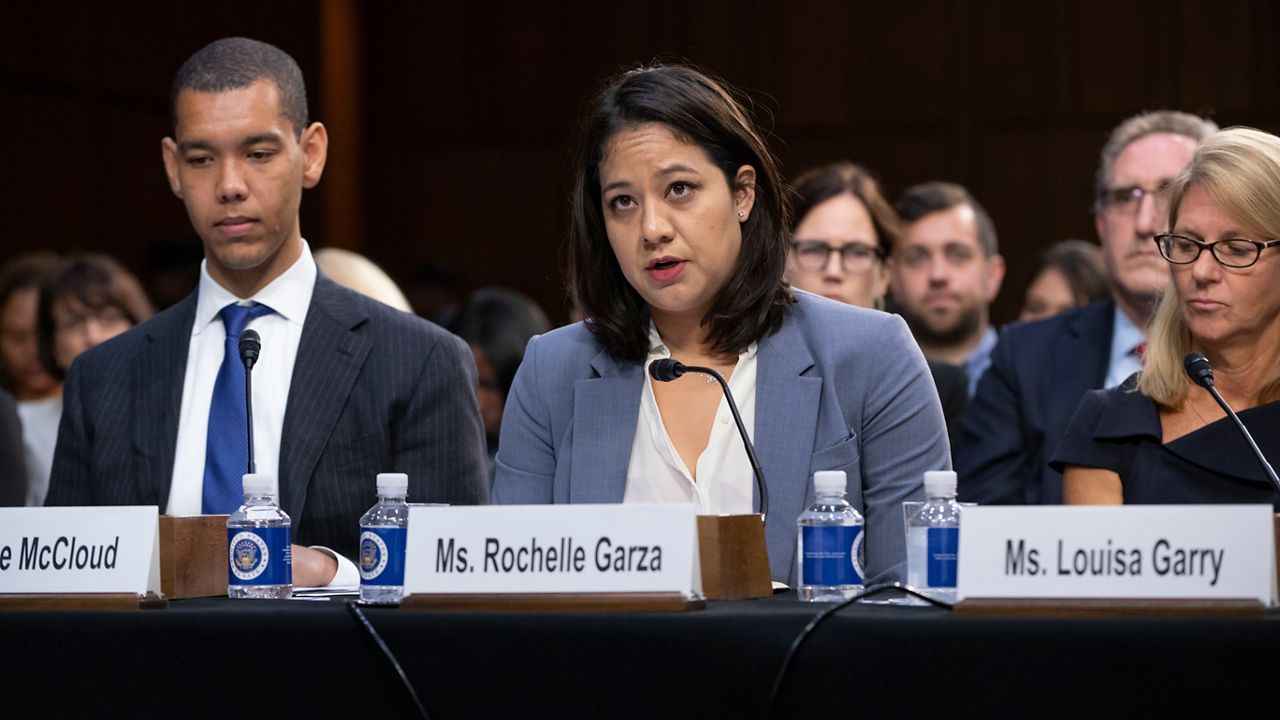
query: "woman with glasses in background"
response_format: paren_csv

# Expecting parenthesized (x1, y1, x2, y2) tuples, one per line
(786, 162, 968, 453)
(1056, 127, 1280, 506)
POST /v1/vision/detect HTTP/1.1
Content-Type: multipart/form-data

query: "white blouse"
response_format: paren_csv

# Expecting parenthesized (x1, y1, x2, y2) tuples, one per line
(622, 326, 758, 514)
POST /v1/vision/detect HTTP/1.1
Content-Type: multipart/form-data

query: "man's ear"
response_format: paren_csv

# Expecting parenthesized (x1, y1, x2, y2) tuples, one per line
(161, 137, 183, 198)
(300, 122, 328, 189)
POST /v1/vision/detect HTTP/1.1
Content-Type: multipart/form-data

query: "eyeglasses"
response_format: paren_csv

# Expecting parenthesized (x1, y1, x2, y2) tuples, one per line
(790, 240, 884, 273)
(1154, 234, 1280, 268)
(1100, 183, 1170, 215)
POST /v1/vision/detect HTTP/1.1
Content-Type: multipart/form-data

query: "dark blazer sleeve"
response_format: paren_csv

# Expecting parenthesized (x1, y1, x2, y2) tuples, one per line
(927, 360, 968, 458)
(0, 390, 25, 506)
(44, 355, 92, 506)
(1048, 388, 1130, 476)
(400, 330, 491, 505)
(954, 327, 1033, 504)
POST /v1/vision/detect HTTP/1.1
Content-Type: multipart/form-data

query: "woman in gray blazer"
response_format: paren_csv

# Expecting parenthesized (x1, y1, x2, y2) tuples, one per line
(493, 65, 950, 586)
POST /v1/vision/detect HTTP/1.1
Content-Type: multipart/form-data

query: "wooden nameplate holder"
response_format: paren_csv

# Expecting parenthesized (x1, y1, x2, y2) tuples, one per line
(0, 592, 167, 612)
(159, 515, 228, 599)
(697, 513, 772, 600)
(401, 513, 768, 612)
(953, 514, 1280, 619)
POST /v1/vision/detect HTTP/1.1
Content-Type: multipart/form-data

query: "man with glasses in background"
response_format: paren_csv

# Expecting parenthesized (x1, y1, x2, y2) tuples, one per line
(956, 110, 1218, 505)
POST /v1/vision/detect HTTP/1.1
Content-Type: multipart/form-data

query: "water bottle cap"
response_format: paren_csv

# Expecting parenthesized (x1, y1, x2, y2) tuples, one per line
(376, 473, 409, 493)
(924, 470, 957, 496)
(241, 473, 275, 496)
(813, 470, 847, 495)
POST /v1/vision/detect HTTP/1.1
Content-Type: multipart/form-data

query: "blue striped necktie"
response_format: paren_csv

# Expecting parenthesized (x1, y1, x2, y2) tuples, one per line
(202, 302, 274, 514)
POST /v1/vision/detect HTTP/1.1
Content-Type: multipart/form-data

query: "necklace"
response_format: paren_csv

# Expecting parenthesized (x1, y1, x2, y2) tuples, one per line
(1187, 397, 1213, 428)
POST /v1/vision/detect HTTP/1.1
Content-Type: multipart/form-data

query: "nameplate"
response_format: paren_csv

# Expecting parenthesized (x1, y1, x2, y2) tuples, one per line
(0, 507, 161, 595)
(404, 504, 702, 597)
(957, 505, 1276, 604)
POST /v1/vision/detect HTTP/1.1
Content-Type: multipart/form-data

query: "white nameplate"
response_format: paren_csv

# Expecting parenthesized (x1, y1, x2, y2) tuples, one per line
(0, 506, 161, 595)
(404, 504, 702, 597)
(957, 505, 1276, 604)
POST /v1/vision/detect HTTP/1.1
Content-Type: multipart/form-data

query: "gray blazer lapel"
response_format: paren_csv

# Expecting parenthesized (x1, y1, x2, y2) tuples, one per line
(133, 293, 195, 509)
(568, 348, 643, 503)
(756, 321, 821, 573)
(278, 277, 372, 521)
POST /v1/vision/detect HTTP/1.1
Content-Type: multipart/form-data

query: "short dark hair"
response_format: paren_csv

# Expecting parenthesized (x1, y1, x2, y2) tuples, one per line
(569, 64, 794, 361)
(1029, 239, 1109, 307)
(894, 181, 999, 257)
(170, 37, 308, 137)
(37, 254, 155, 379)
(791, 161, 900, 258)
(0, 252, 61, 394)
(450, 287, 551, 397)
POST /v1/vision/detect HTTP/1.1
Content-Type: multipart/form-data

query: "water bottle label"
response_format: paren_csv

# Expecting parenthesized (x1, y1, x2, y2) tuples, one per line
(227, 527, 292, 586)
(359, 526, 406, 585)
(801, 525, 864, 586)
(926, 527, 959, 588)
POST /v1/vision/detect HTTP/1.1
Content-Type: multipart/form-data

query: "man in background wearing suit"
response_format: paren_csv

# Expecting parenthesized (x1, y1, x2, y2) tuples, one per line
(46, 37, 489, 586)
(956, 110, 1217, 505)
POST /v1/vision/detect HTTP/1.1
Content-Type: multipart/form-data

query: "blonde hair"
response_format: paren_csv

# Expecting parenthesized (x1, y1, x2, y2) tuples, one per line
(1139, 127, 1280, 408)
(313, 248, 414, 314)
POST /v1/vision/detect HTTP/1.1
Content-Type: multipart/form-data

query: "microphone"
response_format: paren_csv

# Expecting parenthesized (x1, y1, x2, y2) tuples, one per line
(1183, 352, 1280, 495)
(239, 329, 261, 475)
(649, 357, 769, 522)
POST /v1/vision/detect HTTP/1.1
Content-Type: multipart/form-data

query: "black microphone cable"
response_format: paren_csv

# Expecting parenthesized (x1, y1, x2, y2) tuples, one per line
(765, 583, 954, 719)
(239, 329, 261, 475)
(649, 358, 769, 521)
(346, 600, 431, 720)
(1183, 352, 1280, 495)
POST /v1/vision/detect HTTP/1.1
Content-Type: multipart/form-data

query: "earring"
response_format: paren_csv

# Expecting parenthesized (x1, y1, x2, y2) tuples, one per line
(737, 211, 745, 219)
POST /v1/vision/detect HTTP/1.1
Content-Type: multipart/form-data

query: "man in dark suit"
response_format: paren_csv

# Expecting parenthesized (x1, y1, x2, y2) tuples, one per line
(46, 38, 488, 586)
(956, 110, 1217, 505)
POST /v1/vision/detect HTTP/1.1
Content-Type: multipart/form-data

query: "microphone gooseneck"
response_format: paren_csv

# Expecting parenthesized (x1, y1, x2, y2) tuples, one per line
(1182, 351, 1280, 496)
(240, 329, 261, 475)
(648, 358, 769, 522)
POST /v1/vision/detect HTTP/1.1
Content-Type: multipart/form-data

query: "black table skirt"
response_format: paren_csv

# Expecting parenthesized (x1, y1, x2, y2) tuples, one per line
(3, 591, 1277, 719)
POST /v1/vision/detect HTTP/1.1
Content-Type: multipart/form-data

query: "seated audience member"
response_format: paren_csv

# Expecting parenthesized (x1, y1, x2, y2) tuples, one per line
(314, 247, 414, 313)
(492, 64, 948, 585)
(0, 252, 63, 505)
(786, 161, 967, 451)
(45, 37, 488, 588)
(29, 254, 154, 505)
(0, 389, 25, 506)
(1055, 127, 1280, 506)
(450, 288, 551, 471)
(890, 182, 1005, 397)
(955, 111, 1217, 505)
(1018, 240, 1108, 322)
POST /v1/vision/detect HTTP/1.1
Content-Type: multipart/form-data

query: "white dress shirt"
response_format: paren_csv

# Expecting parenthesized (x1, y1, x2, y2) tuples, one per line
(167, 241, 356, 588)
(623, 325, 757, 514)
(18, 396, 61, 506)
(1105, 305, 1145, 389)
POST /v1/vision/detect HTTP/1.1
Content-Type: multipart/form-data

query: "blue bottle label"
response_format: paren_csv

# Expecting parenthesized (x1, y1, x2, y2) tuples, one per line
(227, 527, 292, 586)
(801, 525, 864, 586)
(926, 527, 959, 588)
(359, 526, 407, 585)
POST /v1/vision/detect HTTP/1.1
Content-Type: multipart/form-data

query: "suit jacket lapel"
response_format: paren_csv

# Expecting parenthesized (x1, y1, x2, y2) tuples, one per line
(278, 277, 372, 520)
(755, 320, 821, 571)
(568, 348, 643, 503)
(133, 293, 195, 509)
(1047, 301, 1115, 425)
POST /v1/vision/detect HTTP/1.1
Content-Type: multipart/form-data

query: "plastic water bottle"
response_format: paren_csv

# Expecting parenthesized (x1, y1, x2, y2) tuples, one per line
(906, 470, 961, 603)
(796, 470, 865, 602)
(227, 473, 293, 599)
(359, 473, 410, 604)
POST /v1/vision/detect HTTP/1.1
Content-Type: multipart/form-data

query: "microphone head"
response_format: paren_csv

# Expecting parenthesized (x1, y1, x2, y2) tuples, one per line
(239, 329, 262, 369)
(1184, 351, 1214, 389)
(649, 358, 686, 382)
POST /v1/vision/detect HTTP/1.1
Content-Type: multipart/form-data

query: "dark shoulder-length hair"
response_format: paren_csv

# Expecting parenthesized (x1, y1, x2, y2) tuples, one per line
(569, 63, 794, 361)
(791, 161, 900, 258)
(37, 253, 154, 379)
